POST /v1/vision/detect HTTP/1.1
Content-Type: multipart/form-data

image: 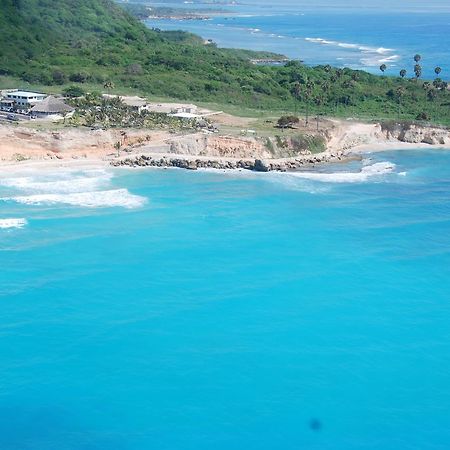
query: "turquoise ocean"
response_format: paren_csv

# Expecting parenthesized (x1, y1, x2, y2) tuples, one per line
(1, 150, 450, 449)
(145, 0, 450, 78)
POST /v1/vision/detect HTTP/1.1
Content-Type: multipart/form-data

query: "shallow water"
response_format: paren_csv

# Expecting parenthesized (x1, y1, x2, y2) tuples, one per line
(1, 150, 450, 449)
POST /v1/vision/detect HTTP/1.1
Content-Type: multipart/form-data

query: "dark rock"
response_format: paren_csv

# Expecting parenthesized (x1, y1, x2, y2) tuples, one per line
(254, 159, 270, 172)
(187, 160, 198, 170)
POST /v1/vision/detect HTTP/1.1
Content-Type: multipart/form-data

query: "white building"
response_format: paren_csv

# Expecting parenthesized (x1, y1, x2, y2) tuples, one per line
(0, 98, 15, 111)
(5, 91, 47, 109)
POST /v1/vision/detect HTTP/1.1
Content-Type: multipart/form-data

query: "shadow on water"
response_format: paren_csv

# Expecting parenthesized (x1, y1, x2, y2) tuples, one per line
(309, 418, 323, 432)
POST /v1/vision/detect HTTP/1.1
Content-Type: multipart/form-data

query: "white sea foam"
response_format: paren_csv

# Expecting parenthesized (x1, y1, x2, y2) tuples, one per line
(305, 37, 398, 67)
(361, 54, 401, 67)
(0, 172, 112, 194)
(305, 37, 394, 54)
(2, 189, 147, 209)
(289, 162, 396, 183)
(0, 218, 27, 229)
(0, 169, 146, 209)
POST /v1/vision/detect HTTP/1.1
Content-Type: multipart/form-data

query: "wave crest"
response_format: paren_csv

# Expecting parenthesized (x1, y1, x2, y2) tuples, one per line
(305, 37, 398, 67)
(0, 218, 28, 229)
(0, 169, 112, 194)
(2, 189, 147, 209)
(289, 162, 396, 183)
(0, 169, 147, 210)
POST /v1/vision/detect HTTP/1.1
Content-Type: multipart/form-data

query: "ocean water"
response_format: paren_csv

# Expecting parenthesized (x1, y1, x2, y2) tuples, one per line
(1, 150, 450, 449)
(145, 1, 450, 77)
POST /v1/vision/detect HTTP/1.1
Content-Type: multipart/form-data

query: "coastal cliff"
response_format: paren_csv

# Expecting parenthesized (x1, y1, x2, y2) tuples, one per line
(167, 134, 271, 159)
(380, 122, 450, 145)
(1, 120, 449, 170)
(326, 120, 450, 153)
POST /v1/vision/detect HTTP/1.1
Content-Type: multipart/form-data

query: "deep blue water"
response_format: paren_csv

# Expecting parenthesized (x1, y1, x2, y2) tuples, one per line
(145, 1, 450, 78)
(1, 150, 450, 449)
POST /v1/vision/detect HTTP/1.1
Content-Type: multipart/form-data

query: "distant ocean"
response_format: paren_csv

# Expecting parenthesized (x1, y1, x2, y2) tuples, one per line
(145, 1, 450, 78)
(1, 150, 450, 449)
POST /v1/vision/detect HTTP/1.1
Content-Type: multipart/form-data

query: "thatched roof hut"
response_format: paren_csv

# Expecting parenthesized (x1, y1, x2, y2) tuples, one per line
(31, 96, 74, 116)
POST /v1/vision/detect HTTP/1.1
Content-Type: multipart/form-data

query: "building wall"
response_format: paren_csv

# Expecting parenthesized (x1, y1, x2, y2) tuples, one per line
(5, 93, 46, 108)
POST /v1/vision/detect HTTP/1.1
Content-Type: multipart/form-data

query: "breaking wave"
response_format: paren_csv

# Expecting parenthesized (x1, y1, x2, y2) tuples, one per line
(289, 162, 396, 183)
(0, 170, 112, 194)
(3, 189, 147, 209)
(0, 169, 146, 209)
(0, 218, 28, 229)
(201, 161, 399, 193)
(305, 37, 400, 67)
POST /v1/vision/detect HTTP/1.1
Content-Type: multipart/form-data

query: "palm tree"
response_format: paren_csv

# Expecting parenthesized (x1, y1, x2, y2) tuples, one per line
(414, 64, 422, 80)
(422, 82, 436, 115)
(399, 69, 407, 79)
(433, 78, 442, 89)
(304, 80, 315, 126)
(433, 78, 447, 90)
(423, 81, 438, 118)
(293, 82, 301, 115)
(423, 81, 432, 90)
(396, 86, 405, 119)
(320, 80, 330, 111)
(321, 80, 330, 95)
(434, 66, 442, 77)
(413, 55, 422, 81)
(379, 64, 387, 75)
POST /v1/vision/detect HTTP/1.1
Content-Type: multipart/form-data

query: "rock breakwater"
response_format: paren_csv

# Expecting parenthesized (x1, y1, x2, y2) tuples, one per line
(111, 151, 347, 172)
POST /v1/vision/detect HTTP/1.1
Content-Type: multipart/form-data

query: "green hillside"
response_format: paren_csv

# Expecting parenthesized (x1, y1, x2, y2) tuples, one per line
(0, 0, 449, 123)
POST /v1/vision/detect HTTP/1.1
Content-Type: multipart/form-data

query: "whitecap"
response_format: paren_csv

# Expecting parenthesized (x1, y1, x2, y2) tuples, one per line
(2, 189, 147, 209)
(338, 43, 360, 49)
(361, 54, 401, 67)
(305, 37, 336, 45)
(0, 218, 27, 229)
(289, 162, 396, 183)
(305, 37, 398, 68)
(0, 172, 112, 194)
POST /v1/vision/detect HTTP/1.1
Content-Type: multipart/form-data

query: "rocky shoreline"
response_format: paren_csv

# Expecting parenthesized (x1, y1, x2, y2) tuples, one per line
(1, 119, 448, 169)
(110, 151, 348, 172)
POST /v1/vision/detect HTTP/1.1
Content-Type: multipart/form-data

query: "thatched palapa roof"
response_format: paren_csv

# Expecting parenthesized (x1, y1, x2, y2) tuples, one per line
(32, 96, 74, 114)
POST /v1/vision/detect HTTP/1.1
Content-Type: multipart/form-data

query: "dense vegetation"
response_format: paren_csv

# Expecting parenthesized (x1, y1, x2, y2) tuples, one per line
(119, 3, 224, 20)
(0, 0, 449, 124)
(67, 93, 208, 130)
